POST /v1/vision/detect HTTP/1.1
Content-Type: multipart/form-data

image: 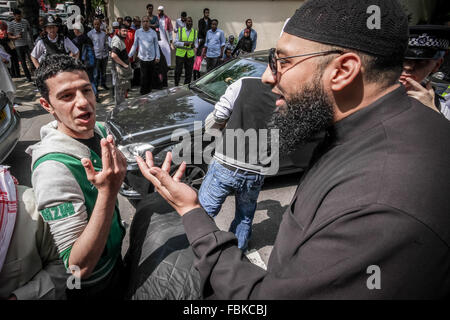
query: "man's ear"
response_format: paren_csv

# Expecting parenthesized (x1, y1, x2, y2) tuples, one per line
(39, 97, 54, 114)
(328, 53, 362, 92)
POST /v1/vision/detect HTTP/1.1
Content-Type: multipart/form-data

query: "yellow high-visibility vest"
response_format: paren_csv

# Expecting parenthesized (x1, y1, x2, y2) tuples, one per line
(176, 27, 197, 58)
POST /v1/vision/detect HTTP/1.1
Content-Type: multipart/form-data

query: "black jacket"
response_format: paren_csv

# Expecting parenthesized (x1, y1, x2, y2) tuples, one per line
(198, 17, 211, 42)
(182, 86, 450, 299)
(71, 33, 93, 56)
(232, 36, 253, 56)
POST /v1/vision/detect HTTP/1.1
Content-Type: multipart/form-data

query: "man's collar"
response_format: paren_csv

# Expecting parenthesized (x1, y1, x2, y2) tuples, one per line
(329, 85, 409, 144)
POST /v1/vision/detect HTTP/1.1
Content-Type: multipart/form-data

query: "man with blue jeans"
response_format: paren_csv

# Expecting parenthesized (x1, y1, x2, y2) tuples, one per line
(198, 77, 277, 251)
(199, 160, 264, 251)
(88, 18, 109, 98)
(203, 19, 225, 72)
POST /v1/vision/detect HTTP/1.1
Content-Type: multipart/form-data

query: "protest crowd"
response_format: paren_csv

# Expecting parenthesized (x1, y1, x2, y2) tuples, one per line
(0, 0, 449, 301)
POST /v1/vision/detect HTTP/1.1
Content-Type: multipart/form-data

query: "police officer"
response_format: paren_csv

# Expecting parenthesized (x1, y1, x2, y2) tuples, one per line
(31, 16, 79, 69)
(399, 25, 450, 120)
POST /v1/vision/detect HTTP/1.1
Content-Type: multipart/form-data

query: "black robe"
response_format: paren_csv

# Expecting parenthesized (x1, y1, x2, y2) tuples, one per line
(182, 86, 450, 299)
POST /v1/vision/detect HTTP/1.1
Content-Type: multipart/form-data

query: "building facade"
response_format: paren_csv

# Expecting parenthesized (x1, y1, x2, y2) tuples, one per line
(106, 0, 437, 55)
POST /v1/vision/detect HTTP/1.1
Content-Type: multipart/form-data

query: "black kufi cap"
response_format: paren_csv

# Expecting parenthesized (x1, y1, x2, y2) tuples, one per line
(284, 0, 409, 57)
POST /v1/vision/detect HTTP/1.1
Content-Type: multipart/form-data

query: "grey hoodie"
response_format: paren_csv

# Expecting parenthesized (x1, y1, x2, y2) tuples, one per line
(26, 121, 106, 270)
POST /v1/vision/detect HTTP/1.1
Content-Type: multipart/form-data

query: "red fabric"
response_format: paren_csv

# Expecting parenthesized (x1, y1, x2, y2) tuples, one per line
(0, 166, 18, 271)
(125, 29, 135, 53)
(193, 56, 203, 71)
(160, 15, 173, 32)
(0, 21, 7, 40)
(125, 29, 136, 62)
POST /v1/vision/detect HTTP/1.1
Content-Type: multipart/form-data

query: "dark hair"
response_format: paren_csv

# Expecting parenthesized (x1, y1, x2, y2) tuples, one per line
(203, 8, 209, 14)
(35, 54, 87, 102)
(318, 44, 403, 88)
(119, 24, 128, 30)
(246, 18, 252, 24)
(124, 16, 132, 22)
(211, 19, 218, 24)
(12, 9, 21, 15)
(146, 4, 153, 10)
(181, 11, 187, 17)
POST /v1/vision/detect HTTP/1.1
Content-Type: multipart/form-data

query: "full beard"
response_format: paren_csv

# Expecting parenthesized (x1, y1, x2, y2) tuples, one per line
(268, 75, 334, 156)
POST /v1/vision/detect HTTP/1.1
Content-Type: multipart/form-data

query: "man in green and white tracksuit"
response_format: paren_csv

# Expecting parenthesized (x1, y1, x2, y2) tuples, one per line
(27, 54, 127, 299)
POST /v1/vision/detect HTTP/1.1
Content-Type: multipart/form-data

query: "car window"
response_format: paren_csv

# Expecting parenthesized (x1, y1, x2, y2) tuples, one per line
(193, 58, 267, 100)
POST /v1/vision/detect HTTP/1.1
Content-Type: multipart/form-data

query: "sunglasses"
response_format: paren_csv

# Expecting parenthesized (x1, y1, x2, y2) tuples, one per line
(269, 48, 344, 75)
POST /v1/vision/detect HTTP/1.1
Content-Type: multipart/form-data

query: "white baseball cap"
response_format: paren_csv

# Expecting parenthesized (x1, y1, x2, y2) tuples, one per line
(73, 22, 84, 33)
(158, 6, 164, 10)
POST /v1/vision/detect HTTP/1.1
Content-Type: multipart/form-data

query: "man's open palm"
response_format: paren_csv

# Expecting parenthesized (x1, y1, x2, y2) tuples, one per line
(136, 151, 201, 216)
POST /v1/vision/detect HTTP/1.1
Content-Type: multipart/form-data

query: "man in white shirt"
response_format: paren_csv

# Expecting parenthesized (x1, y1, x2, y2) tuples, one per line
(31, 16, 79, 69)
(175, 12, 187, 34)
(128, 16, 160, 95)
(157, 6, 174, 68)
(88, 18, 109, 92)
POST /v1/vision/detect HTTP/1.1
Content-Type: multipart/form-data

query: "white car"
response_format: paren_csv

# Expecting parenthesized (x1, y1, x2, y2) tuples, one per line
(0, 59, 20, 163)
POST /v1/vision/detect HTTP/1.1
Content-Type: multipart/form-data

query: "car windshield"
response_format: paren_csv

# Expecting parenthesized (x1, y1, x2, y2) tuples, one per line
(192, 58, 268, 100)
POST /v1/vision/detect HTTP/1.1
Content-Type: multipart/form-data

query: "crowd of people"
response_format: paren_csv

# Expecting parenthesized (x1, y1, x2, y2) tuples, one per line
(0, 5, 258, 106)
(1, 0, 450, 301)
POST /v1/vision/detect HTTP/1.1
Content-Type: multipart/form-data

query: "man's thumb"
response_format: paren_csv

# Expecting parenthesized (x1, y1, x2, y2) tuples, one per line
(81, 158, 95, 181)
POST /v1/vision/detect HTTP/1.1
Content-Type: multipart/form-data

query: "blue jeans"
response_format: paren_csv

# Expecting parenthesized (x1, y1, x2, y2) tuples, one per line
(198, 160, 264, 251)
(94, 57, 108, 88)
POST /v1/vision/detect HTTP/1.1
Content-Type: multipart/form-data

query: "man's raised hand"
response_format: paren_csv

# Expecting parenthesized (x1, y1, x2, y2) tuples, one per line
(81, 135, 127, 195)
(405, 77, 439, 113)
(135, 151, 201, 216)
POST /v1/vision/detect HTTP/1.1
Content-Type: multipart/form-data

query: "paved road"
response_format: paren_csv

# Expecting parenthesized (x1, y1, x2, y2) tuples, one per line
(5, 74, 301, 267)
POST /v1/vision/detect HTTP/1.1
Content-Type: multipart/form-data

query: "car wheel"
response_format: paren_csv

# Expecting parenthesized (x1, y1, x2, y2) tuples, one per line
(171, 163, 208, 190)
